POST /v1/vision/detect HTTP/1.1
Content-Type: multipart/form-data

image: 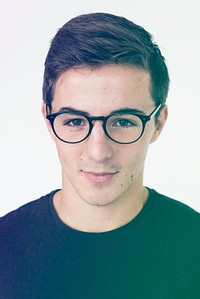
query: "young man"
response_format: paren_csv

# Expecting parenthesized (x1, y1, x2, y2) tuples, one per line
(0, 13, 199, 299)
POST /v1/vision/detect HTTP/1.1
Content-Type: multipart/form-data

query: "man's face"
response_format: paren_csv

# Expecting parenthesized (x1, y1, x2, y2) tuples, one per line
(43, 65, 167, 207)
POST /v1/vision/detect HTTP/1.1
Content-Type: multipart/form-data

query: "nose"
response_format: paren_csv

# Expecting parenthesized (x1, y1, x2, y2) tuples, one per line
(85, 121, 113, 162)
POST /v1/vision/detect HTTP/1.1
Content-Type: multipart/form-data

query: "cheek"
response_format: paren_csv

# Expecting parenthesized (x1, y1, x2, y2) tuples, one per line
(129, 153, 146, 174)
(55, 141, 82, 167)
(120, 142, 149, 178)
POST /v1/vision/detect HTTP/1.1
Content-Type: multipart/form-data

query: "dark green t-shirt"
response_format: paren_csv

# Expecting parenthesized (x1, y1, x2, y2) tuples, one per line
(0, 189, 200, 298)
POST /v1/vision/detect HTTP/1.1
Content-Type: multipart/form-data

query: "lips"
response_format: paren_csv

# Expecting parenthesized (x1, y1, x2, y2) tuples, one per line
(83, 171, 117, 185)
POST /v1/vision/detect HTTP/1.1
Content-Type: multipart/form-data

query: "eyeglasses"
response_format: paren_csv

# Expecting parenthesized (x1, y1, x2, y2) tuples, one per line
(46, 104, 162, 144)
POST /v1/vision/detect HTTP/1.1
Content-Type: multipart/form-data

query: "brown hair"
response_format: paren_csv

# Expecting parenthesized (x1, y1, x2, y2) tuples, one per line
(43, 12, 169, 110)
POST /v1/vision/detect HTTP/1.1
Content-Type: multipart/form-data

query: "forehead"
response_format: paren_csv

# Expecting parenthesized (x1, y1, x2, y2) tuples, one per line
(52, 65, 153, 114)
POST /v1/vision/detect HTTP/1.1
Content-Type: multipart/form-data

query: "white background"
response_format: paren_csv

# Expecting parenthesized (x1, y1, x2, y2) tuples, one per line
(0, 0, 199, 216)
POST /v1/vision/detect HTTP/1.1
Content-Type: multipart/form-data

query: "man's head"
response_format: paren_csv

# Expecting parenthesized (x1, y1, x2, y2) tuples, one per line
(42, 13, 169, 213)
(43, 12, 169, 111)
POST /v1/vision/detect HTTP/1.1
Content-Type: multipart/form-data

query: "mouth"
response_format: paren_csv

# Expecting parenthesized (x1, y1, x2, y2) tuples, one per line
(82, 171, 117, 185)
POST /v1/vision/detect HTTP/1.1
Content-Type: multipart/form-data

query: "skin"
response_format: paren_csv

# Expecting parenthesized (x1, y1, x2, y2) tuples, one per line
(42, 65, 168, 232)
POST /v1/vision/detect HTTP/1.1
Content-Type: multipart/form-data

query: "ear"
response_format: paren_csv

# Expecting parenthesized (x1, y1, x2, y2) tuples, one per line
(150, 105, 168, 144)
(41, 102, 55, 141)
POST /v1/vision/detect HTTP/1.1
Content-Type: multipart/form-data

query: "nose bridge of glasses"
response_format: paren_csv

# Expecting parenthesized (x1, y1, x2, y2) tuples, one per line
(89, 115, 107, 128)
(90, 115, 106, 122)
(88, 116, 108, 137)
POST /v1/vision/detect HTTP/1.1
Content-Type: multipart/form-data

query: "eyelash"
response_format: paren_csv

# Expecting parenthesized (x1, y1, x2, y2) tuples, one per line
(112, 118, 138, 127)
(63, 118, 87, 126)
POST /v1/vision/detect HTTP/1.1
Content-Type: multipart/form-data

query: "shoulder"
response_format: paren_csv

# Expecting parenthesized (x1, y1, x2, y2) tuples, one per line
(0, 190, 58, 233)
(146, 189, 200, 260)
(150, 188, 199, 217)
(148, 188, 200, 237)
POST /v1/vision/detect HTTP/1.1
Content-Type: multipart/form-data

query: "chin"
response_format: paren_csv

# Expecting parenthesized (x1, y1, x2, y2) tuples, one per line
(81, 192, 118, 207)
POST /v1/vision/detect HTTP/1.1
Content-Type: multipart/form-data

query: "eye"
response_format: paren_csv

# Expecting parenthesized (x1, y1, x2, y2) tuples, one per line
(63, 118, 87, 127)
(112, 118, 137, 128)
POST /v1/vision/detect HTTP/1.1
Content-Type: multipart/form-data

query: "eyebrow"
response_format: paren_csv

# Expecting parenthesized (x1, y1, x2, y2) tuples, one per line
(58, 106, 146, 116)
(58, 107, 90, 116)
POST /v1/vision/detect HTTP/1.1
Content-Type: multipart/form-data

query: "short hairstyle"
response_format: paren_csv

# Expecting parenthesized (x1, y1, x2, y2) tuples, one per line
(43, 12, 170, 110)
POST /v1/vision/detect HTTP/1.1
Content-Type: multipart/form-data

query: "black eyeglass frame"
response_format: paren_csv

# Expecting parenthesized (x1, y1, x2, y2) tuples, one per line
(46, 104, 162, 144)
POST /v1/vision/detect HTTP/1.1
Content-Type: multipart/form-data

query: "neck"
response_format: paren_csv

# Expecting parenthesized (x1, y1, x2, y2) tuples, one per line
(53, 183, 148, 233)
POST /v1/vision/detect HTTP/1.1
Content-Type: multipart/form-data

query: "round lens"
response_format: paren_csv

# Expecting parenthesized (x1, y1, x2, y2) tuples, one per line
(106, 114, 143, 143)
(53, 113, 90, 143)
